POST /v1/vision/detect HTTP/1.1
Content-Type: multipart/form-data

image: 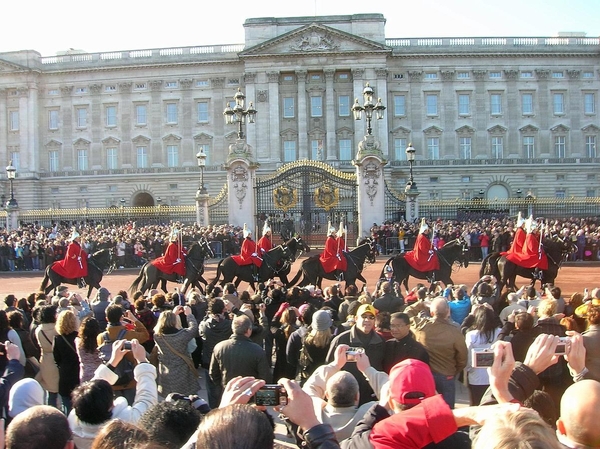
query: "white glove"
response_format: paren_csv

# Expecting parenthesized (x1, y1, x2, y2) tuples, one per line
(252, 253, 258, 257)
(337, 254, 341, 260)
(87, 254, 91, 259)
(176, 258, 181, 263)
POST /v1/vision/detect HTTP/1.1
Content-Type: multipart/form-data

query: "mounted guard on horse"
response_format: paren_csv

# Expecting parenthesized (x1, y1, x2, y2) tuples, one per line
(151, 227, 186, 283)
(50, 229, 89, 289)
(319, 221, 348, 281)
(230, 223, 266, 282)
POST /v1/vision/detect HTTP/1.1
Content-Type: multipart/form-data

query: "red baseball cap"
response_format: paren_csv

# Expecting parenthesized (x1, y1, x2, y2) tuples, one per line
(389, 359, 436, 405)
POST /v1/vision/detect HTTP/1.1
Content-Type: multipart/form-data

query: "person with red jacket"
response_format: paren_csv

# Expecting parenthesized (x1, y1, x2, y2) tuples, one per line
(51, 230, 88, 288)
(502, 212, 526, 257)
(151, 228, 186, 283)
(257, 222, 273, 259)
(231, 224, 261, 281)
(319, 222, 347, 281)
(505, 215, 548, 278)
(404, 219, 440, 273)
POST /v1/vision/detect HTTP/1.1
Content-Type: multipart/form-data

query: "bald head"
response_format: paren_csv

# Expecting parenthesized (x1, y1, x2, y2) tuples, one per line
(558, 380, 600, 447)
(6, 405, 73, 449)
(430, 297, 449, 319)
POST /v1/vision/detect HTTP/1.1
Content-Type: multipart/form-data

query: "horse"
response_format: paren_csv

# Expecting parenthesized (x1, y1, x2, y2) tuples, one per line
(128, 238, 215, 296)
(383, 239, 469, 292)
(40, 248, 115, 298)
(209, 244, 292, 291)
(287, 238, 377, 289)
(480, 236, 576, 292)
(275, 236, 310, 285)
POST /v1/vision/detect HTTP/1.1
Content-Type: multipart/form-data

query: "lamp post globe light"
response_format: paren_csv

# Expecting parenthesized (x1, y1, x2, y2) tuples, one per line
(5, 161, 17, 208)
(195, 148, 210, 227)
(196, 149, 207, 194)
(5, 161, 18, 231)
(223, 88, 257, 139)
(404, 143, 420, 222)
(351, 82, 386, 136)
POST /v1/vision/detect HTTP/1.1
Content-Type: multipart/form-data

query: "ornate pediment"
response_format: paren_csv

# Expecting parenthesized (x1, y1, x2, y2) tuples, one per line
(487, 125, 508, 134)
(391, 126, 411, 136)
(161, 133, 182, 141)
(240, 23, 390, 58)
(73, 138, 91, 146)
(0, 58, 28, 73)
(132, 135, 151, 144)
(101, 136, 121, 145)
(550, 124, 570, 133)
(582, 124, 600, 133)
(193, 133, 213, 141)
(519, 124, 539, 133)
(45, 139, 63, 148)
(423, 126, 443, 135)
(455, 125, 475, 134)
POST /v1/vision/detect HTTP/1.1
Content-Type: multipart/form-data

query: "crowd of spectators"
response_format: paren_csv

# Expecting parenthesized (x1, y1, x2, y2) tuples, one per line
(0, 216, 599, 447)
(0, 256, 597, 448)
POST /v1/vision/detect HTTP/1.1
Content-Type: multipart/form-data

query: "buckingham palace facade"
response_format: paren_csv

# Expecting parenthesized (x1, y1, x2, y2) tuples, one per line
(0, 13, 598, 211)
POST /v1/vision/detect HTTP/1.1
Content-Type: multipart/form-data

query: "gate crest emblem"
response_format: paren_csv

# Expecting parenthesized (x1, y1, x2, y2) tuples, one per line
(273, 185, 298, 212)
(314, 183, 339, 211)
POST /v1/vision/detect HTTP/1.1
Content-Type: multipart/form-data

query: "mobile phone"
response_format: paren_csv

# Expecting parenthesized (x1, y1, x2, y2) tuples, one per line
(472, 348, 494, 368)
(123, 341, 132, 350)
(253, 385, 288, 406)
(346, 347, 365, 362)
(555, 337, 569, 356)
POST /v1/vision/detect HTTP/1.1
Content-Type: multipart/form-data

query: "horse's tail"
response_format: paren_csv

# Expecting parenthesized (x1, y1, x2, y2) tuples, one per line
(379, 256, 395, 278)
(40, 267, 50, 292)
(209, 259, 224, 287)
(128, 266, 145, 295)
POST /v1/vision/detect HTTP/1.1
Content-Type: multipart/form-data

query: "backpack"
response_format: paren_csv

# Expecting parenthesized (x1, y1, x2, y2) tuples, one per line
(98, 329, 135, 386)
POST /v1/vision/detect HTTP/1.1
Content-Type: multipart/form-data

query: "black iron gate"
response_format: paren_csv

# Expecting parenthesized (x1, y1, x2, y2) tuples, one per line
(256, 160, 357, 248)
(384, 181, 406, 222)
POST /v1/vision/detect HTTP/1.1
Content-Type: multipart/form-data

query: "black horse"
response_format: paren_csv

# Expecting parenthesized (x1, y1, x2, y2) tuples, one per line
(275, 236, 311, 285)
(288, 238, 377, 288)
(129, 239, 215, 296)
(40, 248, 115, 298)
(480, 236, 576, 292)
(209, 243, 292, 291)
(383, 239, 469, 292)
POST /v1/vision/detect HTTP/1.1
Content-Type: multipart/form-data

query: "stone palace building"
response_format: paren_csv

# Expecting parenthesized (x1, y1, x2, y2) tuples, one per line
(0, 13, 598, 212)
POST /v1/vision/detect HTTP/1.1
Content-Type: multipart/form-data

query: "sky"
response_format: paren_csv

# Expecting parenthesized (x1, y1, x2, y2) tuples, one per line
(2, 0, 599, 56)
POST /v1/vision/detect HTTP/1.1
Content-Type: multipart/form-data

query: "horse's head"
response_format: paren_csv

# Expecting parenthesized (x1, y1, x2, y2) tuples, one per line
(453, 238, 470, 268)
(199, 238, 215, 259)
(294, 236, 310, 253)
(93, 249, 116, 273)
(366, 238, 378, 264)
(544, 236, 576, 265)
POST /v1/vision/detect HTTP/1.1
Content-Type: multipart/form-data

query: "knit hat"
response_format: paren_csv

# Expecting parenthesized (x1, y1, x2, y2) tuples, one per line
(98, 287, 111, 301)
(311, 310, 333, 331)
(9, 378, 45, 418)
(389, 359, 436, 405)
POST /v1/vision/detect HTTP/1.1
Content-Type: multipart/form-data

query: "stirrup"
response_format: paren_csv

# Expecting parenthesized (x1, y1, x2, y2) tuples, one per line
(78, 278, 87, 288)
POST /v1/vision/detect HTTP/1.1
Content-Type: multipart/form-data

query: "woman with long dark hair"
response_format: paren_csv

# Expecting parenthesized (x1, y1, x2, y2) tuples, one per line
(465, 305, 501, 406)
(272, 307, 298, 382)
(76, 316, 102, 382)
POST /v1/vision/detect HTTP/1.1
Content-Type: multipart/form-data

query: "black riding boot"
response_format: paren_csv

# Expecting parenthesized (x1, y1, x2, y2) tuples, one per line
(78, 277, 86, 288)
(252, 267, 259, 282)
(335, 271, 344, 282)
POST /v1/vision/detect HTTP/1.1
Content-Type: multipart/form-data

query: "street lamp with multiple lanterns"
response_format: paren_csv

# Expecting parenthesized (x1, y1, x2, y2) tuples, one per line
(5, 161, 17, 208)
(223, 88, 257, 139)
(404, 143, 420, 222)
(351, 83, 386, 136)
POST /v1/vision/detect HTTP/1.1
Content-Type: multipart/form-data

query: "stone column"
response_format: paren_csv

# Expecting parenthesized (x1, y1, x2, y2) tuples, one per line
(223, 140, 259, 230)
(267, 72, 280, 162)
(195, 189, 210, 227)
(6, 203, 19, 231)
(405, 191, 420, 223)
(353, 135, 387, 239)
(324, 69, 336, 161)
(296, 70, 308, 159)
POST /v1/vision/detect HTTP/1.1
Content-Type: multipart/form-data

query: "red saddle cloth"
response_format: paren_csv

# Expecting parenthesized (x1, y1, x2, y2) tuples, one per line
(52, 241, 88, 278)
(319, 235, 347, 273)
(151, 241, 186, 276)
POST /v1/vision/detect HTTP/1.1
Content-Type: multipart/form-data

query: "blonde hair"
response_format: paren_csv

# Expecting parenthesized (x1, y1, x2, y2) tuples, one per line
(153, 311, 181, 335)
(56, 310, 78, 335)
(473, 409, 562, 449)
(304, 328, 332, 348)
(538, 299, 557, 318)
